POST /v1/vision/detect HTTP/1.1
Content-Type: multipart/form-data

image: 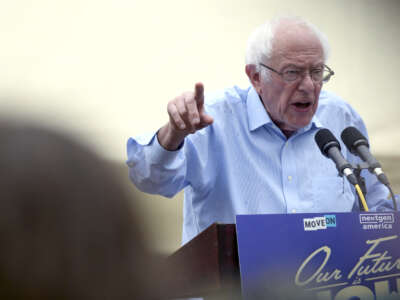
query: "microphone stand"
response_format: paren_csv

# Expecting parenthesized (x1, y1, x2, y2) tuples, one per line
(351, 162, 370, 212)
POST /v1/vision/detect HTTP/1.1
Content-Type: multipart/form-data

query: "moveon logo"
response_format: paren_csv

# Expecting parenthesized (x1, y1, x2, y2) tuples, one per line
(303, 215, 337, 231)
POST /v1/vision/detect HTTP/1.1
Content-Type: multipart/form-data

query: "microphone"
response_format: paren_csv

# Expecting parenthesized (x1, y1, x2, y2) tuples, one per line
(341, 126, 390, 186)
(315, 128, 358, 186)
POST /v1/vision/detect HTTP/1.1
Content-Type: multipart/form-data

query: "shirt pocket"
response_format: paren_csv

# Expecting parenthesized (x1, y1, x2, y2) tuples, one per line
(311, 176, 355, 212)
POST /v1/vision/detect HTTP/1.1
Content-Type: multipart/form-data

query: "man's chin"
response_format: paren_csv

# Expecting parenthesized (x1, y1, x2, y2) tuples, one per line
(274, 116, 313, 132)
(286, 119, 313, 132)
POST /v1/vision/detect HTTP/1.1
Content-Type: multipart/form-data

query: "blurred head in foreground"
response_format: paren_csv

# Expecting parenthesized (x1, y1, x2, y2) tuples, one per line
(0, 121, 151, 299)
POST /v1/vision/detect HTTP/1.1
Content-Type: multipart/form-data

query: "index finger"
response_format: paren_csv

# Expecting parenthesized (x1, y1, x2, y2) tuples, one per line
(194, 82, 204, 107)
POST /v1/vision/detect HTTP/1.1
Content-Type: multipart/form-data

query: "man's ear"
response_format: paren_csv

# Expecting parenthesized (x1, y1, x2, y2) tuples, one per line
(245, 64, 262, 94)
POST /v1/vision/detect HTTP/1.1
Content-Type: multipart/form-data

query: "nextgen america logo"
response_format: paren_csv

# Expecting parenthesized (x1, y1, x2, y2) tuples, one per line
(359, 213, 394, 230)
(303, 215, 337, 231)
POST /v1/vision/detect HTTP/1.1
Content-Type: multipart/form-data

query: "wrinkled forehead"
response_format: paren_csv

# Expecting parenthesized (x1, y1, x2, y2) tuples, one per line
(269, 22, 324, 65)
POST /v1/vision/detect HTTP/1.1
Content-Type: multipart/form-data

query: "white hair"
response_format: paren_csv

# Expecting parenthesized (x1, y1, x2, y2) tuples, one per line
(245, 16, 331, 80)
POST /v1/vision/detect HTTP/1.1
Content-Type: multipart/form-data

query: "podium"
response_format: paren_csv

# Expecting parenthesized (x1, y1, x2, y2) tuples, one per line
(163, 223, 241, 300)
(164, 212, 400, 300)
(237, 212, 400, 300)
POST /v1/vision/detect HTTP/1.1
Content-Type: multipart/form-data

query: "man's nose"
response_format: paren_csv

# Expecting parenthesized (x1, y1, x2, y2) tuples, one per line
(297, 72, 315, 93)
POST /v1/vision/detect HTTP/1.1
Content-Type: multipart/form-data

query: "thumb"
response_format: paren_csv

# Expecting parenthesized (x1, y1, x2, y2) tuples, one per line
(199, 106, 213, 126)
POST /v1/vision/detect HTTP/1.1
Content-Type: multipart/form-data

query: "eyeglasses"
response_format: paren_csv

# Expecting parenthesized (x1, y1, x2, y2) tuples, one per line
(259, 63, 335, 83)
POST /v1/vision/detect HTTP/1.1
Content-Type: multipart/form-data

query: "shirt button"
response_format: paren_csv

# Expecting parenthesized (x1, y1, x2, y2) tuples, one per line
(288, 175, 292, 181)
(292, 209, 296, 213)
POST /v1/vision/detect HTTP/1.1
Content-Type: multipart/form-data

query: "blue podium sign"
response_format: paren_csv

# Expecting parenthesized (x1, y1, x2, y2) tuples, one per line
(236, 212, 400, 300)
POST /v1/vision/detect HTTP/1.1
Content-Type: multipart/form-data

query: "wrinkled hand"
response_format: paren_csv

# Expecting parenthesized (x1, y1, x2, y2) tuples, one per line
(168, 82, 213, 133)
(158, 83, 213, 150)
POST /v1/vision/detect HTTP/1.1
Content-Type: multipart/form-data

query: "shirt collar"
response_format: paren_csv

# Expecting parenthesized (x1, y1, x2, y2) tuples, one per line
(296, 114, 323, 135)
(246, 85, 324, 133)
(247, 86, 273, 131)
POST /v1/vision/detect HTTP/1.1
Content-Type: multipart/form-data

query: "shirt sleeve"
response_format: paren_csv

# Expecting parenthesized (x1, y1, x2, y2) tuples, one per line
(126, 132, 188, 198)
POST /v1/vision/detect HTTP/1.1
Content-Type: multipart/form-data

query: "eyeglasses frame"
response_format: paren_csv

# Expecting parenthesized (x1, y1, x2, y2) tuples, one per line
(259, 63, 335, 83)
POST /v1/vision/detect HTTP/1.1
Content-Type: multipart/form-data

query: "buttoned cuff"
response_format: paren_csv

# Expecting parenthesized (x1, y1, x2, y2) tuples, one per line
(127, 132, 184, 167)
(150, 132, 184, 165)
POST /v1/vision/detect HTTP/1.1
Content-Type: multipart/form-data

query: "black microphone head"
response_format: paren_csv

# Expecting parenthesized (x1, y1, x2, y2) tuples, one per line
(341, 126, 369, 153)
(315, 128, 341, 157)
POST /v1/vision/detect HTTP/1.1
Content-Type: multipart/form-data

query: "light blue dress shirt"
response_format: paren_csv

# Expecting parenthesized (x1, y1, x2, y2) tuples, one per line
(127, 86, 392, 244)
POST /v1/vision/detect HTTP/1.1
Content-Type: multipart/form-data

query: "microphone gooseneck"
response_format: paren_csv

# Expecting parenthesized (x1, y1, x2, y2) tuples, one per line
(341, 126, 397, 211)
(315, 128, 369, 211)
(315, 128, 358, 186)
(341, 126, 390, 186)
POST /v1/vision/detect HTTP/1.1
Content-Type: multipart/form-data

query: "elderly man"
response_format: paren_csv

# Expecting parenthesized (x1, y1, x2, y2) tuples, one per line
(127, 16, 392, 245)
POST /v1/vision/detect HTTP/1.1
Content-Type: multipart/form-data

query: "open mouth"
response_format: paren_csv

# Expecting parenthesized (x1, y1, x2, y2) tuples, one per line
(293, 102, 312, 109)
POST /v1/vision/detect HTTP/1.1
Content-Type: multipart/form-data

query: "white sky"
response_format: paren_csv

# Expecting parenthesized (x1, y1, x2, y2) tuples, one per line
(1, 0, 399, 161)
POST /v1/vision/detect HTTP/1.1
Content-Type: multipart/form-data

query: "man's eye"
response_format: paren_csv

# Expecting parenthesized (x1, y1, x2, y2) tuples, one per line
(285, 70, 300, 75)
(312, 69, 323, 75)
